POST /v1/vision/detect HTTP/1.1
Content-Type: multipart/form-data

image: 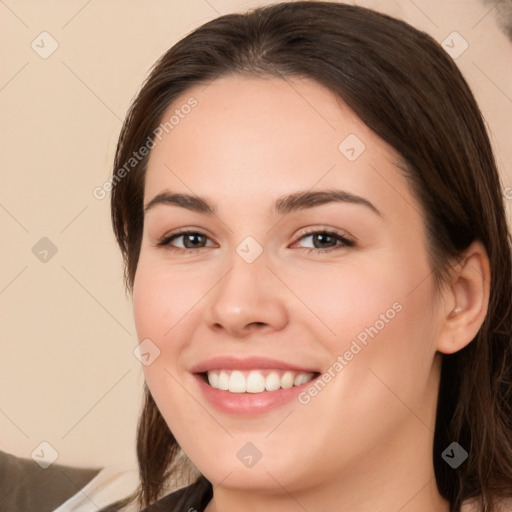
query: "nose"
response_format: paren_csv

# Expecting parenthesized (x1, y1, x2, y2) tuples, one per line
(203, 253, 289, 338)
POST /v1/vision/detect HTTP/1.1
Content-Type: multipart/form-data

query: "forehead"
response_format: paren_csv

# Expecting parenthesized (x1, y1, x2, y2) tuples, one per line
(143, 75, 413, 217)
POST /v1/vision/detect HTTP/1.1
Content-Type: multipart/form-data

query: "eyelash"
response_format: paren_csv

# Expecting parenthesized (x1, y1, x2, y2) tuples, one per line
(155, 227, 355, 255)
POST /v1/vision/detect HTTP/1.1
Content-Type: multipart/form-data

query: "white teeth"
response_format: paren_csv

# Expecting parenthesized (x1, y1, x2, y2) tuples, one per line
(294, 373, 313, 386)
(205, 369, 316, 393)
(207, 371, 219, 388)
(229, 371, 246, 393)
(265, 371, 281, 391)
(246, 371, 266, 393)
(281, 371, 294, 389)
(217, 371, 229, 391)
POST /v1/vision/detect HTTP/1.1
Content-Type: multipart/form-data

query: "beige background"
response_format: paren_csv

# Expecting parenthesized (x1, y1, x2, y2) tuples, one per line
(0, 0, 511, 470)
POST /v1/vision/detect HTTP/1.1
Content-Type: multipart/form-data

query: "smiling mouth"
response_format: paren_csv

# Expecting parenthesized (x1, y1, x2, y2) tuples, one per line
(199, 369, 320, 393)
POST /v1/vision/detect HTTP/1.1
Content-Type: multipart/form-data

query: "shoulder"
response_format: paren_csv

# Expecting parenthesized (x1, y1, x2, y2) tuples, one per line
(141, 476, 212, 512)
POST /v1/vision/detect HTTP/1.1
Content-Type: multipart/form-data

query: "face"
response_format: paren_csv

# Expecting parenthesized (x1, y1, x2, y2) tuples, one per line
(133, 75, 445, 497)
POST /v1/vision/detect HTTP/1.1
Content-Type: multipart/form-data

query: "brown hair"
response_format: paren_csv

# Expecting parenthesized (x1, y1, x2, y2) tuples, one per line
(107, 2, 512, 511)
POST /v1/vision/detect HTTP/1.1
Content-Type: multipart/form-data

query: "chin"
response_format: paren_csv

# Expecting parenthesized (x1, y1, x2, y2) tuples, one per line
(201, 464, 288, 492)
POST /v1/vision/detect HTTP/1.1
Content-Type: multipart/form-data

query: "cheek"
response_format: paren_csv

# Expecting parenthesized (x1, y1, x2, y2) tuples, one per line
(132, 254, 218, 405)
(283, 255, 405, 340)
(132, 260, 197, 414)
(292, 249, 437, 375)
(132, 260, 183, 394)
(132, 256, 206, 342)
(133, 267, 164, 344)
(353, 278, 437, 401)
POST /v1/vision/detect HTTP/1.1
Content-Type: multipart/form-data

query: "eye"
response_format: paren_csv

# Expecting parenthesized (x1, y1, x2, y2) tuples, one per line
(154, 227, 355, 255)
(155, 230, 214, 254)
(291, 227, 355, 254)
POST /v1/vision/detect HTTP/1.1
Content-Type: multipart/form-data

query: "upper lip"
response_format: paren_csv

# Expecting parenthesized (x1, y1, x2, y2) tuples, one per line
(190, 356, 320, 374)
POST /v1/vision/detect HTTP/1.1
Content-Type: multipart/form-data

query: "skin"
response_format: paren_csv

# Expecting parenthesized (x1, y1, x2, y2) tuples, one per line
(132, 75, 490, 512)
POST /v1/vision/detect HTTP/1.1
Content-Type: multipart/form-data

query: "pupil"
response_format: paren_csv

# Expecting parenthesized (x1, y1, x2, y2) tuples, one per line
(184, 233, 204, 248)
(315, 233, 335, 248)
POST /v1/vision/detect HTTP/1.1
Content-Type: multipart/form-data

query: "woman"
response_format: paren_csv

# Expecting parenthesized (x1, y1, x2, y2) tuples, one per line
(105, 2, 512, 511)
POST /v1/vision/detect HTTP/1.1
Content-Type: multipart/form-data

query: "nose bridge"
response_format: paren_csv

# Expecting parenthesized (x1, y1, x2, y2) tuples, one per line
(205, 239, 288, 335)
(215, 242, 271, 311)
(219, 232, 270, 295)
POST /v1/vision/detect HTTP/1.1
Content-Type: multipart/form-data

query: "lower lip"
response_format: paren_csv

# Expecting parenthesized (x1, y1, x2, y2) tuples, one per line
(193, 373, 319, 416)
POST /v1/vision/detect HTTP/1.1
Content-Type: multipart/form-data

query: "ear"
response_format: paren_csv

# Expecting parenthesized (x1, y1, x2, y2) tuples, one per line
(436, 240, 491, 355)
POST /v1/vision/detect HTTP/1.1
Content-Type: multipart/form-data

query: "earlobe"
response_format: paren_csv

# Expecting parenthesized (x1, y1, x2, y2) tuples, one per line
(436, 240, 491, 355)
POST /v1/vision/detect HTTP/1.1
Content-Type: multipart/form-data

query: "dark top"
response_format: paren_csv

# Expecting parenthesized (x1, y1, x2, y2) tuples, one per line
(0, 449, 101, 512)
(141, 475, 213, 511)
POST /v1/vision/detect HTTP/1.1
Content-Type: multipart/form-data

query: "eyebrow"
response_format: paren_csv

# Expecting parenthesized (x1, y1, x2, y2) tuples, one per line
(143, 189, 383, 217)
